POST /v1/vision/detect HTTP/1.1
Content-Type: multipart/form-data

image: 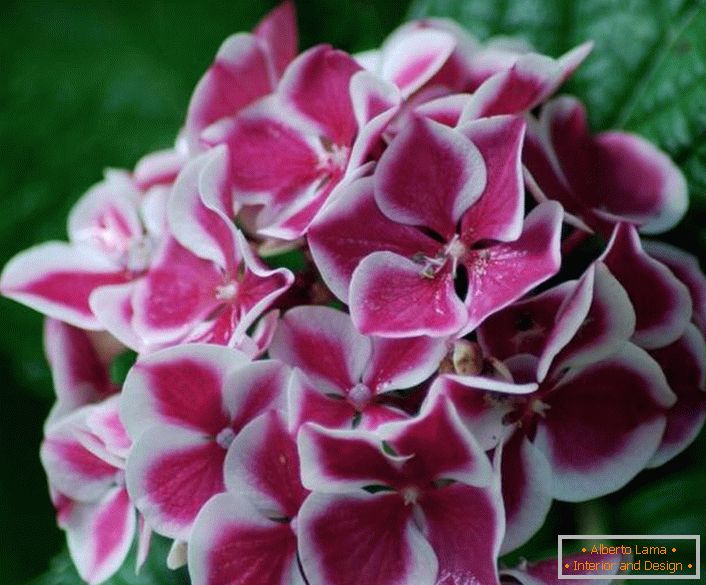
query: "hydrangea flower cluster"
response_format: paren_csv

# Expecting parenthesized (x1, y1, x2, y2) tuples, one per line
(3, 4, 705, 585)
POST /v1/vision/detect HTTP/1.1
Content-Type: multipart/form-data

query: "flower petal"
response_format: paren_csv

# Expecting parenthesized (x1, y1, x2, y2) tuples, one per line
(420, 482, 503, 585)
(225, 410, 308, 519)
(535, 343, 675, 501)
(457, 115, 526, 243)
(185, 33, 273, 149)
(298, 423, 402, 492)
(298, 491, 438, 585)
(499, 433, 553, 554)
(375, 116, 485, 239)
(288, 370, 357, 431)
(64, 487, 135, 585)
(308, 176, 438, 302)
(648, 324, 706, 467)
(0, 242, 124, 329)
(351, 251, 468, 338)
(43, 319, 117, 423)
(121, 343, 248, 438)
(380, 392, 492, 487)
(537, 263, 636, 381)
(463, 201, 563, 334)
(279, 45, 361, 144)
(364, 335, 448, 393)
(380, 27, 456, 97)
(189, 492, 299, 585)
(126, 426, 226, 540)
(600, 223, 692, 348)
(269, 305, 371, 394)
(254, 1, 298, 79)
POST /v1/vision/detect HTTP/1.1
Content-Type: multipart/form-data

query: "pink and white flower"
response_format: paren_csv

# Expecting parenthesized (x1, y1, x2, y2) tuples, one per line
(269, 305, 447, 430)
(524, 96, 688, 234)
(41, 396, 139, 584)
(185, 1, 298, 151)
(441, 262, 676, 551)
(121, 344, 290, 541)
(297, 393, 504, 585)
(188, 410, 309, 585)
(309, 115, 563, 337)
(0, 171, 152, 329)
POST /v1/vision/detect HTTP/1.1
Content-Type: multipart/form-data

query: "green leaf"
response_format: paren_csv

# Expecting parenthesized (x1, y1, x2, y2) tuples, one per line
(613, 468, 706, 535)
(24, 535, 189, 585)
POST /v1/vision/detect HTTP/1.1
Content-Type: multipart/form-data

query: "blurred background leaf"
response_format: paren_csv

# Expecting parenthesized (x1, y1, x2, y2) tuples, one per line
(1, 0, 704, 584)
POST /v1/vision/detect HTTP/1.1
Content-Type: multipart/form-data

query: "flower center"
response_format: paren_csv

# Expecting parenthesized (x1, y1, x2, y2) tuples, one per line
(124, 235, 153, 274)
(401, 486, 421, 506)
(216, 427, 236, 449)
(215, 280, 238, 301)
(413, 235, 467, 279)
(318, 140, 350, 175)
(348, 383, 373, 411)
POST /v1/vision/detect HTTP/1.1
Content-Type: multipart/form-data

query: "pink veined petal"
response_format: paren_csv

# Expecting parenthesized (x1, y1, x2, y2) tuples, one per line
(126, 426, 227, 541)
(254, 1, 298, 79)
(461, 43, 591, 121)
(375, 116, 486, 239)
(379, 392, 492, 487)
(414, 93, 471, 127)
(224, 97, 320, 202)
(269, 305, 372, 394)
(648, 324, 706, 468)
(358, 403, 410, 431)
(477, 282, 573, 365)
(499, 433, 553, 554)
(457, 115, 526, 243)
(43, 319, 116, 422)
(121, 343, 248, 438)
(380, 27, 456, 97)
(41, 408, 121, 502)
(537, 263, 636, 381)
(188, 492, 300, 585)
(600, 223, 692, 349)
(591, 131, 688, 234)
(298, 423, 404, 492)
(240, 309, 280, 358)
(523, 114, 590, 230)
(278, 45, 361, 145)
(133, 145, 188, 191)
(223, 359, 290, 433)
(64, 487, 136, 585)
(644, 240, 706, 334)
(462, 201, 563, 334)
(168, 147, 238, 270)
(350, 251, 468, 338)
(534, 343, 676, 502)
(298, 491, 438, 585)
(67, 171, 142, 256)
(308, 176, 439, 303)
(429, 374, 537, 451)
(131, 236, 224, 346)
(0, 242, 125, 329)
(287, 370, 358, 432)
(225, 410, 308, 519)
(185, 33, 274, 149)
(419, 482, 503, 585)
(88, 281, 144, 353)
(536, 96, 687, 234)
(349, 71, 401, 128)
(83, 396, 132, 462)
(363, 335, 448, 393)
